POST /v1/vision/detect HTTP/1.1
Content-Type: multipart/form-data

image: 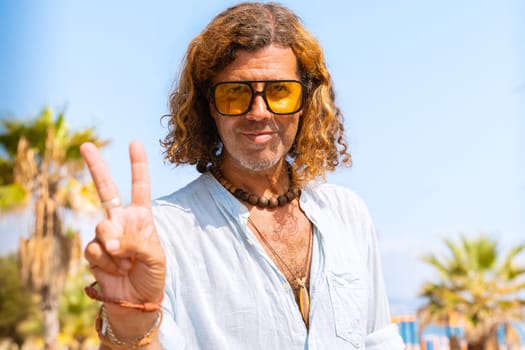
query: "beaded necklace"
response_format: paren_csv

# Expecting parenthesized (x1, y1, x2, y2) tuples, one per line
(211, 167, 301, 209)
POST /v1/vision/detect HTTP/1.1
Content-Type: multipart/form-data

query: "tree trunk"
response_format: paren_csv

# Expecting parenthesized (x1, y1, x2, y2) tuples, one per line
(468, 342, 487, 350)
(486, 334, 500, 350)
(41, 285, 60, 350)
(450, 335, 462, 350)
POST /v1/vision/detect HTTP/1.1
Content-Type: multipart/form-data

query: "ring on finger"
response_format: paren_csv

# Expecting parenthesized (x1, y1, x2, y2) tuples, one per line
(100, 197, 121, 209)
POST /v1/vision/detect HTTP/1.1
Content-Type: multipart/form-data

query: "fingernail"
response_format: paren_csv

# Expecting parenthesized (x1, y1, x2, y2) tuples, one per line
(105, 239, 120, 252)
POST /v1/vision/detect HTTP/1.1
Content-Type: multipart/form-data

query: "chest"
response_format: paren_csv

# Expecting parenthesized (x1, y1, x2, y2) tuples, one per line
(250, 208, 311, 276)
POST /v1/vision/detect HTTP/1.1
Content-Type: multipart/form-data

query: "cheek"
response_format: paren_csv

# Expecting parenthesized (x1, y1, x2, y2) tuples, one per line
(211, 114, 236, 141)
(283, 115, 301, 138)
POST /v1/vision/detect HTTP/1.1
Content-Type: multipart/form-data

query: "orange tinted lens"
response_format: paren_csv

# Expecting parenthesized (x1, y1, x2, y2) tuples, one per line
(266, 81, 303, 114)
(214, 83, 252, 115)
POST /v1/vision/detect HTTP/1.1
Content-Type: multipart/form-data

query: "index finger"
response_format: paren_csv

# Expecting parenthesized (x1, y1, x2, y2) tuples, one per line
(80, 142, 121, 216)
(129, 140, 151, 207)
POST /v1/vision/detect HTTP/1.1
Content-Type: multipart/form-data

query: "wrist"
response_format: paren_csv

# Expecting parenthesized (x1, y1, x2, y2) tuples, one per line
(97, 304, 162, 349)
(85, 281, 163, 312)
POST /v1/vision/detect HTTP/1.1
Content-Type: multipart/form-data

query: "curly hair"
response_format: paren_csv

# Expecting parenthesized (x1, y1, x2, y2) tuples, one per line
(162, 2, 351, 187)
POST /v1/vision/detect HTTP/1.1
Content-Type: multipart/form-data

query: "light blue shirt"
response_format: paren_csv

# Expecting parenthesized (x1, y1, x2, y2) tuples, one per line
(153, 173, 405, 349)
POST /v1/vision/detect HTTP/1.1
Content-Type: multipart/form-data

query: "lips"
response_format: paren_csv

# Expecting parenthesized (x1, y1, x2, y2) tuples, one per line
(240, 130, 276, 143)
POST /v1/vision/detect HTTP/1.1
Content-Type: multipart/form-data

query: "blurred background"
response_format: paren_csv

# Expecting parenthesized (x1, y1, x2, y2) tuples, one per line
(1, 1, 524, 349)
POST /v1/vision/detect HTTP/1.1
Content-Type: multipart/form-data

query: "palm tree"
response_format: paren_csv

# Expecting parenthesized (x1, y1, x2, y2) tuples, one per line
(418, 234, 525, 350)
(0, 108, 107, 349)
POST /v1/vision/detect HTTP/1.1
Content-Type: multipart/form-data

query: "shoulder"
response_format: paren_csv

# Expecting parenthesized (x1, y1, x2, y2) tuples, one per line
(153, 174, 212, 209)
(151, 174, 222, 250)
(306, 182, 370, 214)
(302, 182, 375, 232)
(150, 174, 218, 231)
(308, 182, 360, 199)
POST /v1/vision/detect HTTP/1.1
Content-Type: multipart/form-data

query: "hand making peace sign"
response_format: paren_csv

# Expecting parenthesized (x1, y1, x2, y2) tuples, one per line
(80, 141, 165, 309)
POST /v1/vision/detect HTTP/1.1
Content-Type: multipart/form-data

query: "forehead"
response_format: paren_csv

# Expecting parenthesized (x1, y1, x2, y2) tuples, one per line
(213, 45, 299, 83)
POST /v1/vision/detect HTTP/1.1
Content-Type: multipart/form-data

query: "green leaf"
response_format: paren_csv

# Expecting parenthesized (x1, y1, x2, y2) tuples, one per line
(0, 157, 15, 185)
(0, 183, 28, 211)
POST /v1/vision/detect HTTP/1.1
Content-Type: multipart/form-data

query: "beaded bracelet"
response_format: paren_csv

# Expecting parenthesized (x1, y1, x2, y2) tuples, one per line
(85, 281, 163, 312)
(96, 304, 163, 349)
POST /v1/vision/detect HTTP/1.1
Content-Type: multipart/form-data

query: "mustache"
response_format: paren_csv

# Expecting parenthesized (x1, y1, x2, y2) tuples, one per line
(238, 120, 279, 133)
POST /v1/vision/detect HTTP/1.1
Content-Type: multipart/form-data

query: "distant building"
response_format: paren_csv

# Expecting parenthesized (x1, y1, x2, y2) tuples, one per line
(393, 315, 525, 350)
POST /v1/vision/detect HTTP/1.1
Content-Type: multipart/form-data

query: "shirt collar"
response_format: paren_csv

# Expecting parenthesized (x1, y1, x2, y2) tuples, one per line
(204, 172, 250, 218)
(204, 171, 327, 239)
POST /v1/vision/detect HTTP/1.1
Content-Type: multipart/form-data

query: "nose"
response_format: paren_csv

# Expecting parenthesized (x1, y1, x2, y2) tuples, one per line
(246, 91, 271, 121)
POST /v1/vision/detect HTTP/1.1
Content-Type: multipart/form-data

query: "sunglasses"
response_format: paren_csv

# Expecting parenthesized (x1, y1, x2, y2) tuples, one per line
(210, 80, 306, 117)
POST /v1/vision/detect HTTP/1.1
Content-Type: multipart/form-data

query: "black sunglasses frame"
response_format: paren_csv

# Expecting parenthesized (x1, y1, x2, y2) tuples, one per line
(210, 80, 306, 117)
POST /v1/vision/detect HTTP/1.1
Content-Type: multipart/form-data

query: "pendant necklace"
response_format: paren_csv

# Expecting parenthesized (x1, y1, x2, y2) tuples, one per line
(247, 216, 313, 327)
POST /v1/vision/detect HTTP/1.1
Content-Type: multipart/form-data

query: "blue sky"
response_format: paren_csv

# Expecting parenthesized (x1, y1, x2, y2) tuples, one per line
(1, 1, 524, 312)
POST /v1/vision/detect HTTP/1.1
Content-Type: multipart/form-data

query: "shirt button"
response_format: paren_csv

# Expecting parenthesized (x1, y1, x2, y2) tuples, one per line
(282, 283, 291, 291)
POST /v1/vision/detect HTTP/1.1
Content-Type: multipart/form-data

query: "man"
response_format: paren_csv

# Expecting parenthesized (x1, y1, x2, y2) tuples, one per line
(81, 2, 405, 349)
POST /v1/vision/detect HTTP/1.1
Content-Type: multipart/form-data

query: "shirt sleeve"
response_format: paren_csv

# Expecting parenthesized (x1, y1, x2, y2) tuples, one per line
(155, 205, 187, 349)
(365, 222, 405, 349)
(366, 323, 405, 349)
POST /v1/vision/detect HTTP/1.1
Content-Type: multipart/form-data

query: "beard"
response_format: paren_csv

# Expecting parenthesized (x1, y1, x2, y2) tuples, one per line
(237, 156, 281, 172)
(223, 141, 285, 172)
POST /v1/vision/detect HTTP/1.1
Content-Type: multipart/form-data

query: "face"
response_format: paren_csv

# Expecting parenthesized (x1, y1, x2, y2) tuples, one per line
(210, 45, 302, 172)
